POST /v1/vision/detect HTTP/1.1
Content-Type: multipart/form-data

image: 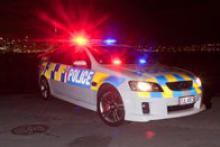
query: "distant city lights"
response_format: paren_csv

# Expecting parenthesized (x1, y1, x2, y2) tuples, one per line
(0, 36, 220, 54)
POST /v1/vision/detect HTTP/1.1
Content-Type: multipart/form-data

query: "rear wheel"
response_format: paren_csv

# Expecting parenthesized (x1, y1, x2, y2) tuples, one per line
(97, 85, 125, 127)
(39, 77, 50, 100)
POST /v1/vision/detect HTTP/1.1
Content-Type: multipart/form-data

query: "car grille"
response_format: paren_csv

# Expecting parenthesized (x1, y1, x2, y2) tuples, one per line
(168, 103, 194, 112)
(166, 81, 193, 91)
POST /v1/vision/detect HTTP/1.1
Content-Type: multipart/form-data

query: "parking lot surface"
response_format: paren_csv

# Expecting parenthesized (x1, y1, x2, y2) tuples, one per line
(0, 93, 219, 147)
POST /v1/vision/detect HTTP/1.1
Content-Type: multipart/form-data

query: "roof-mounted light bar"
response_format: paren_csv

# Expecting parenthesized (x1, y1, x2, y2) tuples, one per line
(71, 35, 89, 46)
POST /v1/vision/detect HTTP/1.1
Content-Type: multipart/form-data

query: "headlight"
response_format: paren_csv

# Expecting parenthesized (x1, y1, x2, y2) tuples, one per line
(129, 81, 163, 92)
(195, 77, 202, 87)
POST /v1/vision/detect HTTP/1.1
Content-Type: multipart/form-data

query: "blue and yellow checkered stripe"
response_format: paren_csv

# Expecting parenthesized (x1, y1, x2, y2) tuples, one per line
(40, 62, 125, 90)
(90, 72, 125, 91)
(41, 62, 67, 82)
(137, 72, 202, 99)
(40, 62, 202, 99)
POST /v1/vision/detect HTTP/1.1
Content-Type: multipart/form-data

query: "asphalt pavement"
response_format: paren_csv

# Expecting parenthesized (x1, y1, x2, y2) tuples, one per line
(0, 93, 219, 147)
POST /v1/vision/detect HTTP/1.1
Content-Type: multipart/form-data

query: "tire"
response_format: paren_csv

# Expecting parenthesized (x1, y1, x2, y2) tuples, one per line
(39, 77, 51, 100)
(97, 85, 125, 127)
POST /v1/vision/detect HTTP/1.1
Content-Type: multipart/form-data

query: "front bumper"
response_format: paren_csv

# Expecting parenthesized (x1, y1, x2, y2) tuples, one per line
(120, 90, 204, 122)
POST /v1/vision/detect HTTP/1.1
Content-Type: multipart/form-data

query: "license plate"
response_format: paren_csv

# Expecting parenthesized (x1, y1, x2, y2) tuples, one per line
(179, 96, 195, 105)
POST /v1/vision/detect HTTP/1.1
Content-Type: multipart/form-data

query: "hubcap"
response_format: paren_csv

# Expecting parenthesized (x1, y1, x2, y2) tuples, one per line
(100, 93, 124, 123)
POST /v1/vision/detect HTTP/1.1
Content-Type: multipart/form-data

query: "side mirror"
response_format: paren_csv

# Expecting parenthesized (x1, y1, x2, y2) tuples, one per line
(73, 60, 88, 67)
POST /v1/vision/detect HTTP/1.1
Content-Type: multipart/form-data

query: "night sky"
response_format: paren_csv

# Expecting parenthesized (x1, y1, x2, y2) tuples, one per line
(0, 0, 220, 44)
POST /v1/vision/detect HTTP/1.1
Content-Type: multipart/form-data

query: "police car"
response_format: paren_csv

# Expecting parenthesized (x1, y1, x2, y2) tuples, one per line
(39, 36, 204, 126)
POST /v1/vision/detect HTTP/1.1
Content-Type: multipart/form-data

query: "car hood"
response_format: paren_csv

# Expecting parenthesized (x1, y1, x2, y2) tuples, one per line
(104, 64, 195, 82)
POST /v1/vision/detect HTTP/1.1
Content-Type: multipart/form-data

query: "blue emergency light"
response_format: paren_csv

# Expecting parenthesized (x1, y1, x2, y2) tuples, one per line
(104, 39, 117, 45)
(139, 58, 147, 64)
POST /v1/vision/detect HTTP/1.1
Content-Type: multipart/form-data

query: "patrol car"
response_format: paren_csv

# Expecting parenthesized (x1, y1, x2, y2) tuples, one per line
(39, 36, 204, 126)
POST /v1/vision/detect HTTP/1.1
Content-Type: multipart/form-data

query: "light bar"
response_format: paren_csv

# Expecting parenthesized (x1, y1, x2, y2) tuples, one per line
(139, 58, 147, 64)
(104, 39, 117, 45)
(112, 59, 121, 65)
(71, 35, 89, 46)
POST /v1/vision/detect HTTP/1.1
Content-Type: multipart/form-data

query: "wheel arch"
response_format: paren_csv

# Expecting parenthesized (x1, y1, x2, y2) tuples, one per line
(39, 75, 46, 85)
(96, 82, 124, 109)
(97, 83, 118, 100)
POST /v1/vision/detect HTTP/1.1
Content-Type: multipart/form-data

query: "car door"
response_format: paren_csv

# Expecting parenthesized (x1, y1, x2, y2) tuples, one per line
(64, 47, 95, 104)
(47, 49, 68, 97)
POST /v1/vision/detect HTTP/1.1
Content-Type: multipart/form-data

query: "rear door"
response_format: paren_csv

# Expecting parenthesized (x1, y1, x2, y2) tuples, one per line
(46, 49, 68, 96)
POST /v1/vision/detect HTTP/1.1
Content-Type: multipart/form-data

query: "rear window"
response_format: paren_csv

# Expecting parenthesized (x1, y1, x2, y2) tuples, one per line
(49, 46, 91, 68)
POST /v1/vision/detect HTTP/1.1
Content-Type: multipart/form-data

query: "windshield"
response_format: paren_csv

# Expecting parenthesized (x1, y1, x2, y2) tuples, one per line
(89, 46, 154, 65)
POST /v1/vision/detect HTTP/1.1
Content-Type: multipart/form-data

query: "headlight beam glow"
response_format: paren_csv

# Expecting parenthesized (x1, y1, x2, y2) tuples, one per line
(137, 82, 152, 91)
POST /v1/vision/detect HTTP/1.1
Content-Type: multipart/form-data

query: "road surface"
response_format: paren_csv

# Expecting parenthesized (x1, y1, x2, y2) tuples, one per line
(0, 93, 219, 147)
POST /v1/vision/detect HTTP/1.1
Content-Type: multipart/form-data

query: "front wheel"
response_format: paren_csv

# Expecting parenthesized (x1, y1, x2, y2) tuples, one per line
(97, 85, 125, 127)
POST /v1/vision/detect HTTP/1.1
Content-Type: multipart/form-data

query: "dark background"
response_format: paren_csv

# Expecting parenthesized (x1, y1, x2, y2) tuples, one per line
(0, 0, 220, 43)
(0, 0, 220, 105)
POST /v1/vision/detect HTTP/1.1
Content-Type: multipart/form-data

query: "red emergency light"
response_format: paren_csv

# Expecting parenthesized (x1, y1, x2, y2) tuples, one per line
(112, 58, 122, 65)
(71, 35, 89, 46)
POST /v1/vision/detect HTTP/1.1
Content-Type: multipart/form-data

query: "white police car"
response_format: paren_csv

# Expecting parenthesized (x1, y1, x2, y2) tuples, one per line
(39, 37, 204, 126)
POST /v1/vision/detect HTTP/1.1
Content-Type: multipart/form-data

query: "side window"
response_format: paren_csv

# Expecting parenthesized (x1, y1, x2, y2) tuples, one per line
(50, 50, 64, 63)
(48, 47, 91, 69)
